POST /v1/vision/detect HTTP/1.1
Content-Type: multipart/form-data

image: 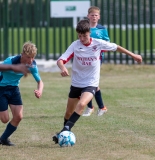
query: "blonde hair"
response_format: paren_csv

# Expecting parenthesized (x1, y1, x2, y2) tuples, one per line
(88, 6, 100, 14)
(22, 41, 37, 58)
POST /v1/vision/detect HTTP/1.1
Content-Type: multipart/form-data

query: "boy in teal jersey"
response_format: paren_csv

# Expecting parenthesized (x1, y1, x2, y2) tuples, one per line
(82, 6, 109, 116)
(0, 64, 29, 76)
(0, 41, 44, 146)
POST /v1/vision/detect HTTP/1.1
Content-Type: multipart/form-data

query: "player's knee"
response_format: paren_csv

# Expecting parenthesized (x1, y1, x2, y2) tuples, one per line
(0, 111, 9, 123)
(13, 114, 23, 123)
(1, 117, 9, 124)
(76, 102, 87, 115)
(79, 101, 86, 108)
(17, 114, 23, 121)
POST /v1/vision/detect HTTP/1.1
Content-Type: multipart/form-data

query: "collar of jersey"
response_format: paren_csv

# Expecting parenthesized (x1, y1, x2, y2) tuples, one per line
(83, 38, 92, 46)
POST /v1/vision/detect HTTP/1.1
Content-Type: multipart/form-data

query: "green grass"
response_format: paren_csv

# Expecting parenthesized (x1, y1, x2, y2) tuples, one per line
(0, 64, 155, 160)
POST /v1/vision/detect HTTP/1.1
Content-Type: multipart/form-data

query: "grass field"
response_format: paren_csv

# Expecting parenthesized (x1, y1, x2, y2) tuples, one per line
(0, 64, 155, 160)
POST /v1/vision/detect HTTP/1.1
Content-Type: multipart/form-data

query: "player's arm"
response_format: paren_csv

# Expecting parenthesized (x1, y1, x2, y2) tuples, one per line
(116, 45, 142, 63)
(0, 64, 15, 71)
(29, 65, 44, 98)
(57, 42, 75, 77)
(0, 64, 29, 76)
(34, 80, 44, 99)
(57, 59, 69, 77)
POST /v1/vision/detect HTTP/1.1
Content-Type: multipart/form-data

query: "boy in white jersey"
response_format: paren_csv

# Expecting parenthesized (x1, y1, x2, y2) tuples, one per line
(83, 6, 109, 117)
(52, 19, 142, 144)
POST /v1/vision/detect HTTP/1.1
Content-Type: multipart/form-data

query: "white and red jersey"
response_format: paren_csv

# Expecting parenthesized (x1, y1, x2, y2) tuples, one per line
(57, 38, 117, 88)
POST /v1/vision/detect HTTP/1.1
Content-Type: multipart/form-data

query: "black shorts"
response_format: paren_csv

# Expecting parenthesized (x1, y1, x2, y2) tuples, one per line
(0, 86, 23, 111)
(68, 85, 97, 98)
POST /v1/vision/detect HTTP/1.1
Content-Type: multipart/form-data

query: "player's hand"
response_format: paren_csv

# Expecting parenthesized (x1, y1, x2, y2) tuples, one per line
(60, 68, 69, 77)
(34, 89, 42, 98)
(134, 55, 143, 64)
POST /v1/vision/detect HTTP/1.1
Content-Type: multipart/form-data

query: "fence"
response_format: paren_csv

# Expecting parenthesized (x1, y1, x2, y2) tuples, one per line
(0, 0, 155, 64)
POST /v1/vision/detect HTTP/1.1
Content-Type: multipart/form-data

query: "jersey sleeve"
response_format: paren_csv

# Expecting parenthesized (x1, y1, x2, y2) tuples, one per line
(57, 42, 74, 64)
(29, 65, 41, 82)
(3, 57, 12, 64)
(100, 40, 117, 52)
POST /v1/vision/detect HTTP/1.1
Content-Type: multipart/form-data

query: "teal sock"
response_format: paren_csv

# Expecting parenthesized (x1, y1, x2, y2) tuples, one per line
(1, 123, 17, 140)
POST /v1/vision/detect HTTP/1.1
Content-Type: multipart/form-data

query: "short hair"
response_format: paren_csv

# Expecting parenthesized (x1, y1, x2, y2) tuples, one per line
(22, 41, 37, 58)
(88, 6, 100, 14)
(76, 19, 90, 34)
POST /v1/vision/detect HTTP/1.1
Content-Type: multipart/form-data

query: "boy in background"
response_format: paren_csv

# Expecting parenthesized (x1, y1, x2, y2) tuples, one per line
(83, 6, 109, 116)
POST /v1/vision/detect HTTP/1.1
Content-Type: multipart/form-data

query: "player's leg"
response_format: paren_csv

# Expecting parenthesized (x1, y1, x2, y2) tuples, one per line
(75, 92, 93, 115)
(95, 87, 107, 116)
(64, 97, 79, 126)
(53, 97, 79, 144)
(61, 92, 93, 133)
(0, 110, 10, 124)
(53, 85, 81, 144)
(0, 87, 10, 123)
(0, 91, 13, 146)
(61, 86, 96, 133)
(82, 99, 94, 116)
(0, 86, 23, 146)
(53, 86, 96, 144)
(87, 100, 93, 108)
(95, 87, 104, 108)
(9, 104, 23, 126)
(63, 86, 81, 126)
(0, 104, 23, 146)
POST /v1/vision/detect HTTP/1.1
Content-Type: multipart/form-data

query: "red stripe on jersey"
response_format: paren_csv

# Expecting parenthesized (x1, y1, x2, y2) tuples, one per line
(101, 50, 107, 52)
(58, 53, 74, 64)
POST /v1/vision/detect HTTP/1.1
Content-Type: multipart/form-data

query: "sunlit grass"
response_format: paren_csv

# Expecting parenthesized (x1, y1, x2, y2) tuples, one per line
(0, 64, 155, 160)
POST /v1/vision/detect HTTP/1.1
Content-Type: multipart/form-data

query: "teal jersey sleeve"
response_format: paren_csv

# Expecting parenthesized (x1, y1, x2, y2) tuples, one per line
(0, 55, 41, 86)
(29, 64, 41, 82)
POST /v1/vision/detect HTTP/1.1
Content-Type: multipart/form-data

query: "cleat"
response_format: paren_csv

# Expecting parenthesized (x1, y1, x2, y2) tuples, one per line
(97, 106, 107, 116)
(82, 106, 94, 116)
(0, 138, 15, 146)
(52, 133, 59, 144)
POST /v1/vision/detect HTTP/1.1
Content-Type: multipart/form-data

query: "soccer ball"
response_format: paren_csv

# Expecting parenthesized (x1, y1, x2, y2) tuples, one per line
(58, 131, 76, 147)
